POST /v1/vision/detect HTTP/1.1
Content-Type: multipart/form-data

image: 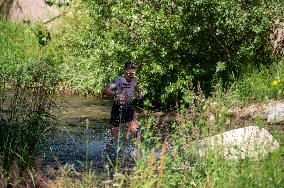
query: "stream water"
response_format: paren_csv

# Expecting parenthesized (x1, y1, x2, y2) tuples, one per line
(41, 96, 136, 172)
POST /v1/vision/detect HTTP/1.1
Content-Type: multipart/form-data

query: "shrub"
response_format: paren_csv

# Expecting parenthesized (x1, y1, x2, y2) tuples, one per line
(57, 0, 282, 107)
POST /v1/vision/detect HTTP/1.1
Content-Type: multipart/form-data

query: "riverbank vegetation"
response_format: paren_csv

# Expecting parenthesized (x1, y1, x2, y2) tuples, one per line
(0, 19, 59, 182)
(56, 0, 284, 107)
(0, 0, 284, 187)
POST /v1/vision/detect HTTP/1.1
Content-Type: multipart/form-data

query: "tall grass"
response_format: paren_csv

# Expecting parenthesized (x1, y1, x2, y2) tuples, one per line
(46, 129, 283, 187)
(0, 62, 58, 169)
(228, 61, 284, 102)
(0, 19, 60, 186)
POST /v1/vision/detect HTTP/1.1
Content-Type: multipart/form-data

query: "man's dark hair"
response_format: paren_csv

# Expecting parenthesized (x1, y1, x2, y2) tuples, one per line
(124, 61, 137, 71)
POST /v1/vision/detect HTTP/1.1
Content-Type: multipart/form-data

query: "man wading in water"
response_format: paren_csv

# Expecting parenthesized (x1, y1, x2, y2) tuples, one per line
(104, 61, 143, 157)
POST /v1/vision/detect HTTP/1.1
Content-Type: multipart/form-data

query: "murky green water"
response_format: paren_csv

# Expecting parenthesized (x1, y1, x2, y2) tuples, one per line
(42, 96, 135, 171)
(50, 96, 112, 139)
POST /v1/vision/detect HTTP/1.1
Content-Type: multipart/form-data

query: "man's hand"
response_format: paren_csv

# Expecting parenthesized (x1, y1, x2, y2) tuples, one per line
(118, 89, 126, 104)
(137, 88, 144, 100)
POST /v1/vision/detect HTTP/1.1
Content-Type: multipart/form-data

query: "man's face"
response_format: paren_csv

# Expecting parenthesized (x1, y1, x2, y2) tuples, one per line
(125, 68, 136, 80)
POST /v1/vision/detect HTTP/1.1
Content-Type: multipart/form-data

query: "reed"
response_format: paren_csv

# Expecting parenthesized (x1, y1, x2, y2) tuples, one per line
(0, 60, 59, 187)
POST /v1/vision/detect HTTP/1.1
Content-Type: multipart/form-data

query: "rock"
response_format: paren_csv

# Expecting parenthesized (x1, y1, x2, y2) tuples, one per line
(266, 103, 284, 123)
(197, 126, 280, 160)
(8, 0, 60, 24)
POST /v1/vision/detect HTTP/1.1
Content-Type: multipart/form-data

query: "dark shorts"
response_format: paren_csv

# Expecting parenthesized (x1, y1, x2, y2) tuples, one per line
(109, 103, 135, 127)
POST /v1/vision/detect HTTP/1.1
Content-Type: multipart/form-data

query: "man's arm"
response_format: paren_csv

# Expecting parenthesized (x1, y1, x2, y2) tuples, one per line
(104, 85, 115, 97)
(104, 79, 119, 97)
(104, 81, 126, 104)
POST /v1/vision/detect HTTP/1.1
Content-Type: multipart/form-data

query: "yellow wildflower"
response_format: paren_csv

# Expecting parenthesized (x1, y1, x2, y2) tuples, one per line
(272, 80, 281, 86)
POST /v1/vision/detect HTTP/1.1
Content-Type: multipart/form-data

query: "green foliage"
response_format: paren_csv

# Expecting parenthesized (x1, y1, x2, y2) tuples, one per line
(129, 92, 283, 187)
(227, 61, 284, 102)
(57, 0, 281, 107)
(0, 62, 59, 170)
(0, 19, 60, 171)
(1, 2, 283, 186)
(0, 19, 63, 78)
(197, 152, 283, 188)
(54, 1, 114, 95)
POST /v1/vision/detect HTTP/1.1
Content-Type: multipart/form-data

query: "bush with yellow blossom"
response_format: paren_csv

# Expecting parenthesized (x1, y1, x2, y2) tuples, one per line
(271, 79, 283, 98)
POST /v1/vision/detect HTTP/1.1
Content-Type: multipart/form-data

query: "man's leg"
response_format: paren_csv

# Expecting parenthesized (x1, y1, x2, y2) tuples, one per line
(125, 112, 140, 140)
(125, 112, 141, 157)
(128, 120, 141, 157)
(109, 103, 121, 140)
(111, 126, 119, 139)
(125, 120, 139, 140)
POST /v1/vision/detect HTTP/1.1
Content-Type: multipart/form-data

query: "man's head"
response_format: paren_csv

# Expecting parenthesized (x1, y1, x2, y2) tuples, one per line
(124, 61, 137, 80)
